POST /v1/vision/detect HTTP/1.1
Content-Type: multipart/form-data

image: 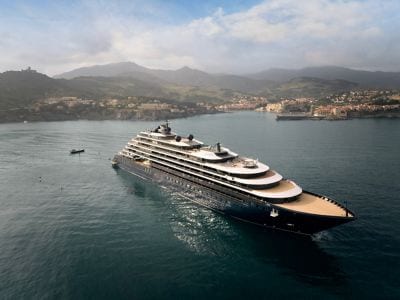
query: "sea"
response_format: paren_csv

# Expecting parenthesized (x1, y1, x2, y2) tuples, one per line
(0, 111, 399, 299)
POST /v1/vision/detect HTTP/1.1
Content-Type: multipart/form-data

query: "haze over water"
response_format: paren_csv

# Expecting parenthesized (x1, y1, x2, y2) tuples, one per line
(0, 111, 399, 299)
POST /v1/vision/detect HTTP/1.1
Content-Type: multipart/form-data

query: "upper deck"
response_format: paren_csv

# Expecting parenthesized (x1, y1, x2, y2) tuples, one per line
(203, 157, 269, 176)
(135, 124, 271, 177)
(129, 138, 270, 178)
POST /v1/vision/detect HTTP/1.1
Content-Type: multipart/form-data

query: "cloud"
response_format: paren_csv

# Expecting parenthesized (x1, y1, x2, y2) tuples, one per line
(0, 0, 399, 75)
(109, 0, 400, 73)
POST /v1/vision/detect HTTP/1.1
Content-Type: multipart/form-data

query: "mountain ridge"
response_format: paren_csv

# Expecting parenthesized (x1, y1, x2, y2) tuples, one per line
(0, 68, 360, 113)
(55, 62, 400, 90)
(247, 66, 400, 88)
(55, 62, 272, 92)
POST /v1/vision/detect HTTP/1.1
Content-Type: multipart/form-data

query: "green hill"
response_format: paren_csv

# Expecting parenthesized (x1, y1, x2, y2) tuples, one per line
(0, 70, 242, 112)
(249, 66, 400, 89)
(0, 68, 361, 113)
(0, 70, 64, 109)
(261, 77, 358, 99)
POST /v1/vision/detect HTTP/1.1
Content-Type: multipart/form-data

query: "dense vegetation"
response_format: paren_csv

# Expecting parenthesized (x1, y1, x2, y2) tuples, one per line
(0, 66, 363, 112)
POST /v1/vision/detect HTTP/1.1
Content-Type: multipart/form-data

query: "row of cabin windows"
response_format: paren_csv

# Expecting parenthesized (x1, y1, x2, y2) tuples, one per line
(121, 152, 292, 204)
(154, 162, 275, 205)
(132, 146, 239, 184)
(132, 142, 266, 179)
(130, 145, 271, 189)
(137, 147, 277, 192)
(137, 137, 228, 162)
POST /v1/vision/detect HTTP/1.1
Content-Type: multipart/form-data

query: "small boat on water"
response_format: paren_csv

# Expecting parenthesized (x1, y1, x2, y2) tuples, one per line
(70, 149, 85, 154)
(111, 160, 119, 168)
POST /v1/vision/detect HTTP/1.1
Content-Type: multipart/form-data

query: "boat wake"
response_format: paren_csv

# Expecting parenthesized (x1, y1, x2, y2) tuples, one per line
(312, 231, 333, 242)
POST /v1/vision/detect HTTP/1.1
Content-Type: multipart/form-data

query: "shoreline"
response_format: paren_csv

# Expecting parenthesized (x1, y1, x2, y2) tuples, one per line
(2, 110, 400, 125)
(274, 112, 400, 121)
(0, 110, 226, 124)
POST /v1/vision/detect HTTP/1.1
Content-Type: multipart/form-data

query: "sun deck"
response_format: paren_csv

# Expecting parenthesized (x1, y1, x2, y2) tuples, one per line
(203, 158, 269, 175)
(232, 170, 282, 185)
(190, 148, 237, 161)
(275, 192, 353, 217)
(139, 132, 204, 148)
(250, 180, 302, 198)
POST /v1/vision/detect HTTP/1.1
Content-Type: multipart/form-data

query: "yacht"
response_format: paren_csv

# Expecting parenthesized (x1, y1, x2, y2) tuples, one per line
(113, 122, 355, 235)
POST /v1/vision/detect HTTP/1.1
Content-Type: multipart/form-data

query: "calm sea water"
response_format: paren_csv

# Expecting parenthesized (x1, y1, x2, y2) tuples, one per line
(0, 111, 399, 299)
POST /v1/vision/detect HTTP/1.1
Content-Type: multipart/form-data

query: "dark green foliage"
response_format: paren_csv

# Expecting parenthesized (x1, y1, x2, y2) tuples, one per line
(249, 66, 400, 89)
(259, 77, 358, 98)
(0, 70, 64, 109)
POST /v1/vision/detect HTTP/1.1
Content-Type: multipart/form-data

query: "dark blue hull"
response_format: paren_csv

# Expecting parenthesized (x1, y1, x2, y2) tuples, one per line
(114, 155, 353, 235)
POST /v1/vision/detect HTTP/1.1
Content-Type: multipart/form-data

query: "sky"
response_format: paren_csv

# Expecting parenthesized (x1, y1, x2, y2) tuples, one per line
(0, 0, 399, 75)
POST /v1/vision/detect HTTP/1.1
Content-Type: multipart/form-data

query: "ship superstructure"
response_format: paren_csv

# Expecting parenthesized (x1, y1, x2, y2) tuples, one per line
(113, 122, 355, 235)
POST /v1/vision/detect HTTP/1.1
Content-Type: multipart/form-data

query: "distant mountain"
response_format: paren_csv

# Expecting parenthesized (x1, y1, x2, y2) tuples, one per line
(1, 67, 362, 112)
(0, 69, 168, 110)
(55, 62, 272, 93)
(0, 69, 247, 112)
(56, 62, 400, 92)
(54, 61, 149, 79)
(152, 66, 213, 86)
(1, 69, 361, 123)
(248, 66, 400, 89)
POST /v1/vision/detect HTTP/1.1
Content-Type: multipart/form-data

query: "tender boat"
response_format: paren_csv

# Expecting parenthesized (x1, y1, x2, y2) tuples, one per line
(70, 149, 85, 154)
(111, 160, 119, 168)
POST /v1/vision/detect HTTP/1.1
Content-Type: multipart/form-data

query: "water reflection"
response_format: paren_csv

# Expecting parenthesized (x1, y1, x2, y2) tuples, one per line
(116, 171, 347, 290)
(168, 192, 237, 256)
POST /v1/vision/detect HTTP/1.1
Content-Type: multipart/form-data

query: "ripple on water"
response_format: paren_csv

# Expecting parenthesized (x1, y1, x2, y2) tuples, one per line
(0, 114, 399, 299)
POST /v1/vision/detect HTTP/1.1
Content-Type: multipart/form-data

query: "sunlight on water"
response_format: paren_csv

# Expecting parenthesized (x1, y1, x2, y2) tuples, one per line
(0, 113, 399, 299)
(167, 192, 235, 256)
(311, 231, 333, 242)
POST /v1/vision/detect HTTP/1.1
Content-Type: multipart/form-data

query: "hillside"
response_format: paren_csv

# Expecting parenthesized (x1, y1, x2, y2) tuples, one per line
(56, 62, 400, 90)
(0, 70, 66, 109)
(56, 62, 400, 100)
(248, 66, 400, 89)
(0, 68, 363, 112)
(262, 77, 358, 99)
(0, 70, 244, 112)
(0, 68, 369, 123)
(54, 62, 150, 79)
(55, 62, 272, 93)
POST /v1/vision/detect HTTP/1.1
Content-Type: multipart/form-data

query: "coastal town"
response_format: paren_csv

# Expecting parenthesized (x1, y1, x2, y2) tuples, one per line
(256, 89, 400, 120)
(3, 96, 220, 122)
(3, 88, 399, 123)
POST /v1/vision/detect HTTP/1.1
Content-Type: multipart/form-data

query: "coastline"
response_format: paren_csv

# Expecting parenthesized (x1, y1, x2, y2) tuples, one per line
(274, 111, 400, 121)
(1, 106, 400, 124)
(0, 108, 224, 124)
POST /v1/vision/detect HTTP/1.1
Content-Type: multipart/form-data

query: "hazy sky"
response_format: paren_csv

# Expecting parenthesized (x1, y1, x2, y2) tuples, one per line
(0, 0, 399, 75)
